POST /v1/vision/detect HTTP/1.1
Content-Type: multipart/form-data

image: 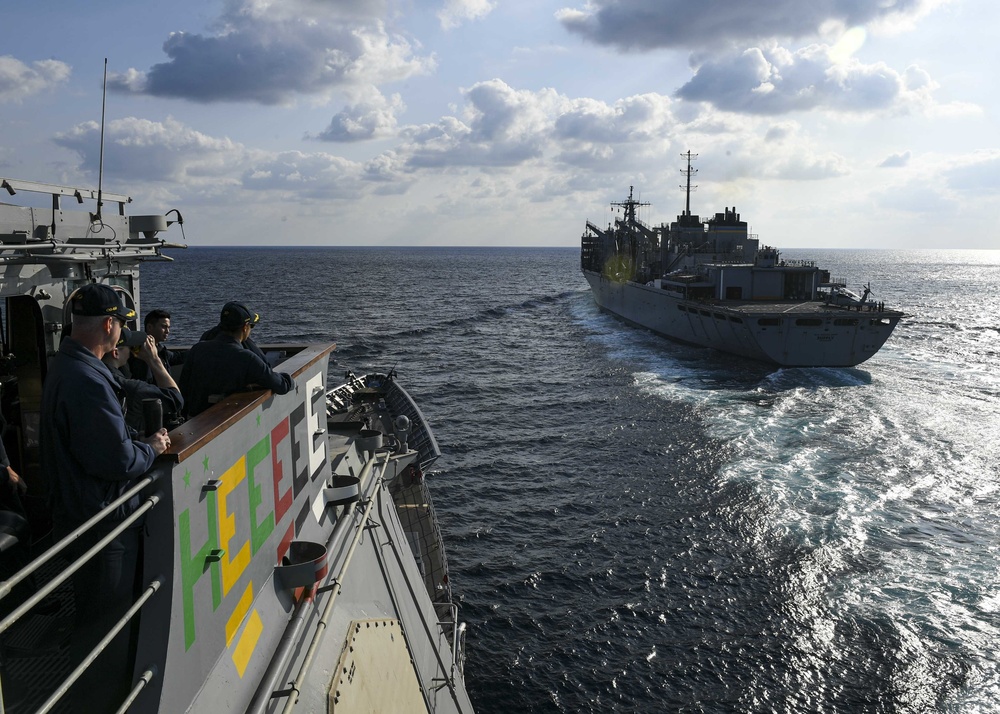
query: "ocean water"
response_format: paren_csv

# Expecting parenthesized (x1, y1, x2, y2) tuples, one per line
(142, 246, 1000, 713)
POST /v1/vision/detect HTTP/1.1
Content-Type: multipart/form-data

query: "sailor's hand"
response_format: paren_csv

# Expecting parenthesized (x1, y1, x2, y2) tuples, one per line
(6, 466, 26, 494)
(136, 335, 162, 365)
(144, 428, 171, 455)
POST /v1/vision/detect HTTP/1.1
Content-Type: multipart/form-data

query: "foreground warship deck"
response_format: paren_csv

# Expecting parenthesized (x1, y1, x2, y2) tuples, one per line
(0, 178, 474, 713)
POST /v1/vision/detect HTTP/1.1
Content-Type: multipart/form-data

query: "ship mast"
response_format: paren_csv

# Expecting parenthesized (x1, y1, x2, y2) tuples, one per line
(611, 186, 649, 229)
(608, 187, 650, 277)
(680, 150, 698, 217)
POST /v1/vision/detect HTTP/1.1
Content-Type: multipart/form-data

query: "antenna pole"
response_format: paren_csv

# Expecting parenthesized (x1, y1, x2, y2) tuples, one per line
(680, 150, 698, 216)
(95, 58, 108, 223)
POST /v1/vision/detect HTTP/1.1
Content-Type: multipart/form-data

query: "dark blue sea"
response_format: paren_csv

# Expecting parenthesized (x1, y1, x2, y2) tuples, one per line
(142, 246, 1000, 713)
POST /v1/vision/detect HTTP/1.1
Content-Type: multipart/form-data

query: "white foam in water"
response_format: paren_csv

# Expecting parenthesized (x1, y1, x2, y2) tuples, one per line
(572, 255, 1000, 711)
(580, 297, 1000, 710)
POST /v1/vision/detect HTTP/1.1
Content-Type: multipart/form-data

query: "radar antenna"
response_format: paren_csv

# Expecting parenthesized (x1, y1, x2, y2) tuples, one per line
(610, 186, 649, 229)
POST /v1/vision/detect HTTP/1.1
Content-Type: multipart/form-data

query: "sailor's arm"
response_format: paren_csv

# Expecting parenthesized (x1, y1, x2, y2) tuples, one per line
(136, 335, 179, 391)
(245, 352, 294, 395)
(67, 378, 157, 479)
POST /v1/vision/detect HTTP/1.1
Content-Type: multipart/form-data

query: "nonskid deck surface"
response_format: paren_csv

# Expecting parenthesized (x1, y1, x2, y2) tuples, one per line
(1, 553, 74, 714)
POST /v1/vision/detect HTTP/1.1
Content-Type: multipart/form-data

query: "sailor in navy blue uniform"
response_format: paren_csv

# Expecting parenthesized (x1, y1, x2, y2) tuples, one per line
(128, 308, 184, 382)
(199, 300, 268, 360)
(180, 301, 293, 417)
(41, 283, 171, 713)
(104, 328, 185, 432)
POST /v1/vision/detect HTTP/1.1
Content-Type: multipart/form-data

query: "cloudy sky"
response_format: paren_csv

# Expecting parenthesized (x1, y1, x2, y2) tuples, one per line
(2, 0, 997, 248)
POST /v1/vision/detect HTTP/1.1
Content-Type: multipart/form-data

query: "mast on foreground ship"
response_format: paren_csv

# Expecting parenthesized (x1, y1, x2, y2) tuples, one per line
(581, 153, 903, 367)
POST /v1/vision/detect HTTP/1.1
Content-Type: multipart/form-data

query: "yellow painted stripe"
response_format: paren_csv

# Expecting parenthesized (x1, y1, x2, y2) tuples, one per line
(218, 457, 251, 597)
(225, 582, 255, 647)
(232, 609, 264, 679)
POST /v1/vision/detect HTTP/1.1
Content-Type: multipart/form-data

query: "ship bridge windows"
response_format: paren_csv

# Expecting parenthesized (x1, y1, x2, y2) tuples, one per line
(834, 318, 859, 326)
(795, 318, 823, 327)
(713, 313, 726, 320)
(728, 316, 743, 324)
(757, 317, 781, 327)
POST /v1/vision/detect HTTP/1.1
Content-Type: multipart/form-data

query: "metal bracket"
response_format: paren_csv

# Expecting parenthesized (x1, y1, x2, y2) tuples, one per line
(316, 578, 341, 595)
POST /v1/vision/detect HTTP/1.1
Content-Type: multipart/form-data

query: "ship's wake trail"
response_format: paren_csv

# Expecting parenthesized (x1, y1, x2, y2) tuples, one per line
(333, 290, 581, 360)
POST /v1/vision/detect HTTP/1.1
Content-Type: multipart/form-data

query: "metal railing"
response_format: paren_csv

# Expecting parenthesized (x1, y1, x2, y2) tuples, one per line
(245, 450, 387, 714)
(376, 467, 471, 713)
(0, 470, 166, 714)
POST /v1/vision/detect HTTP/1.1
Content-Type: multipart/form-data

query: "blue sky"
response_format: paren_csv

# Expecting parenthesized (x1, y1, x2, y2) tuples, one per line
(2, 0, 997, 248)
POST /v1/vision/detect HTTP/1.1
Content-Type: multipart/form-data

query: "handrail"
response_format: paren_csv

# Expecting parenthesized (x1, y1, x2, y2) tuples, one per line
(167, 343, 335, 462)
(244, 485, 363, 714)
(277, 452, 389, 714)
(375, 475, 468, 712)
(0, 241, 164, 255)
(34, 576, 164, 714)
(0, 491, 161, 636)
(0, 469, 161, 606)
(118, 666, 158, 714)
(0, 471, 168, 714)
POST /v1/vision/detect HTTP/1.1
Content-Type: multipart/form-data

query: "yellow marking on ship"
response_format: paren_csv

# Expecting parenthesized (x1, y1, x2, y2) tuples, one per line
(232, 610, 264, 678)
(218, 456, 251, 596)
(225, 581, 255, 646)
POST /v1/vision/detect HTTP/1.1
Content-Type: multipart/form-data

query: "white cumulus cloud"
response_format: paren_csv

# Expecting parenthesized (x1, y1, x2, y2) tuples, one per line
(107, 0, 434, 105)
(676, 43, 940, 116)
(556, 0, 948, 51)
(313, 88, 406, 142)
(438, 0, 496, 30)
(0, 56, 71, 103)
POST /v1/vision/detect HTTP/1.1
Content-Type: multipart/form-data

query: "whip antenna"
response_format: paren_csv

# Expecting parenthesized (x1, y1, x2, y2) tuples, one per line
(94, 57, 108, 224)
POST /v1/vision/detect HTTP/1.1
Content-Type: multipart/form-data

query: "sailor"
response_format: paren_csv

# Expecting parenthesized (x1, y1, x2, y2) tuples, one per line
(0, 434, 28, 571)
(199, 300, 268, 360)
(130, 308, 184, 381)
(103, 328, 185, 432)
(0, 436, 25, 513)
(180, 301, 293, 417)
(41, 283, 171, 713)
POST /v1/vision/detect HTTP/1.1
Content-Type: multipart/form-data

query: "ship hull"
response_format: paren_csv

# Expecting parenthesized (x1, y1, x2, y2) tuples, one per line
(584, 270, 901, 368)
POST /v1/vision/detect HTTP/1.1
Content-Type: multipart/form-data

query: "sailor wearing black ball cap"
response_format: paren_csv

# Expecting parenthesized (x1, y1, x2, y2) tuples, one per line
(199, 300, 267, 360)
(40, 282, 172, 711)
(180, 301, 293, 417)
(44, 284, 170, 523)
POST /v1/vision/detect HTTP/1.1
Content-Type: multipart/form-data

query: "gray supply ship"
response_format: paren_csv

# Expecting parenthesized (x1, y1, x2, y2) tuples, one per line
(580, 152, 903, 367)
(0, 177, 474, 713)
